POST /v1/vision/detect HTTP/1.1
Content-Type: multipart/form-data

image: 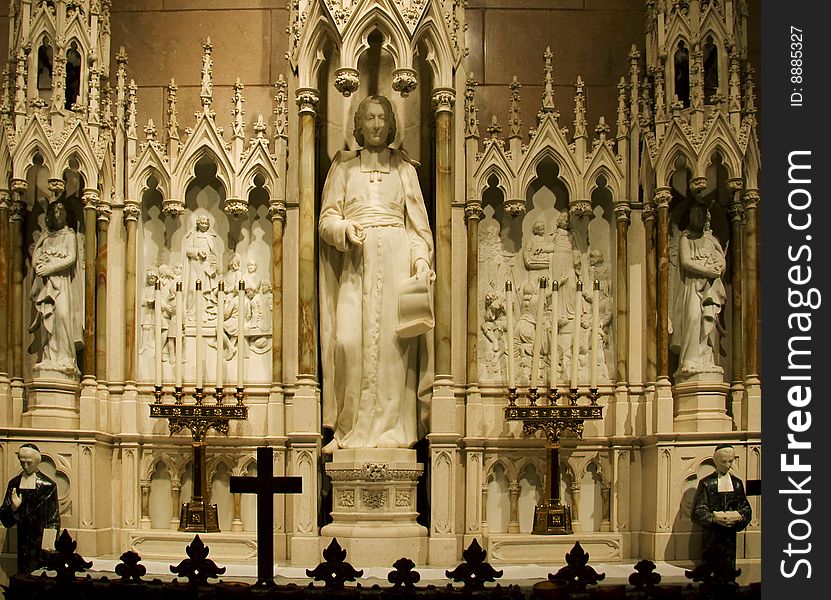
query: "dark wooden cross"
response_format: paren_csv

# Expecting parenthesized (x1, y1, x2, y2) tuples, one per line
(229, 446, 302, 587)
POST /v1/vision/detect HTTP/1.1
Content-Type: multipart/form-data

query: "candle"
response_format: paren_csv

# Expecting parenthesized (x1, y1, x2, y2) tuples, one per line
(216, 281, 224, 389)
(154, 281, 162, 387)
(549, 280, 559, 390)
(571, 280, 583, 388)
(237, 279, 245, 388)
(174, 281, 183, 388)
(195, 280, 203, 388)
(530, 277, 548, 388)
(590, 279, 600, 389)
(505, 281, 515, 388)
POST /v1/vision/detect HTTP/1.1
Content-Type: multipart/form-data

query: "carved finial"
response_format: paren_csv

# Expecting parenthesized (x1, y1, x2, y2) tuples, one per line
(508, 76, 522, 139)
(595, 116, 610, 142)
(652, 63, 667, 122)
(200, 38, 214, 113)
(144, 118, 156, 141)
(231, 78, 245, 139)
(273, 74, 288, 140)
(116, 46, 128, 68)
(486, 114, 502, 141)
(573, 75, 587, 139)
(253, 114, 267, 139)
(744, 65, 756, 115)
(126, 79, 138, 140)
(542, 46, 556, 113)
(88, 66, 101, 125)
(464, 73, 479, 139)
(1, 68, 11, 116)
(616, 77, 628, 138)
(728, 51, 741, 114)
(167, 79, 179, 141)
(690, 43, 704, 111)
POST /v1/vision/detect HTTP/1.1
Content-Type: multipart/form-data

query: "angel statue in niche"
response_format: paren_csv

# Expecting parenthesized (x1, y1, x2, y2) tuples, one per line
(319, 94, 435, 451)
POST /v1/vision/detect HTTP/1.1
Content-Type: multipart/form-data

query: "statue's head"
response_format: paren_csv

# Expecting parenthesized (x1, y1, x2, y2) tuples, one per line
(354, 95, 397, 149)
(556, 211, 570, 230)
(589, 249, 603, 265)
(689, 202, 710, 231)
(532, 220, 545, 235)
(17, 444, 42, 475)
(713, 444, 736, 476)
(195, 215, 210, 232)
(247, 259, 258, 273)
(46, 200, 68, 231)
(146, 269, 159, 284)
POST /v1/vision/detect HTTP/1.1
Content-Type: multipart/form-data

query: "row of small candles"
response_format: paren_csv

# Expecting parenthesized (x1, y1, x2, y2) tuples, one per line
(505, 277, 602, 402)
(153, 278, 246, 403)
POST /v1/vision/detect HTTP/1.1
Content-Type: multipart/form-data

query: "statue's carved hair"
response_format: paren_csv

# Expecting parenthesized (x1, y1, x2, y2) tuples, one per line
(353, 95, 397, 148)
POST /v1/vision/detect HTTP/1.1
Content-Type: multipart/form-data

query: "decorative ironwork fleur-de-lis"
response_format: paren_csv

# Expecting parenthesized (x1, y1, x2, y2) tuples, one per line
(43, 529, 93, 583)
(387, 557, 420, 589)
(445, 538, 503, 590)
(548, 541, 606, 592)
(306, 538, 364, 589)
(169, 534, 226, 585)
(115, 550, 146, 583)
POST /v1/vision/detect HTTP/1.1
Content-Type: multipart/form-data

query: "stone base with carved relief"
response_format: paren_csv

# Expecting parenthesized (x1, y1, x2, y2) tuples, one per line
(321, 448, 428, 565)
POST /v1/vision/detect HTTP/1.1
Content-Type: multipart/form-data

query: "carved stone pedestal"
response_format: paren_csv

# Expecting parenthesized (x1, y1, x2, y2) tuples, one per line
(322, 448, 428, 565)
(673, 373, 732, 432)
(22, 375, 80, 428)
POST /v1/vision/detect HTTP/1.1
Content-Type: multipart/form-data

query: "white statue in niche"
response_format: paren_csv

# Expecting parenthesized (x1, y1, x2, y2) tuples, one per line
(182, 214, 219, 318)
(27, 200, 84, 377)
(523, 220, 553, 270)
(480, 289, 507, 371)
(319, 94, 434, 451)
(669, 202, 727, 379)
(139, 268, 159, 355)
(223, 253, 242, 292)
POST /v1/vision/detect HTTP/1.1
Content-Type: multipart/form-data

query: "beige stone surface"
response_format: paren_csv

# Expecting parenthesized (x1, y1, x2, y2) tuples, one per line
(469, 0, 582, 8)
(484, 10, 643, 88)
(110, 9, 275, 87)
(465, 8, 484, 83)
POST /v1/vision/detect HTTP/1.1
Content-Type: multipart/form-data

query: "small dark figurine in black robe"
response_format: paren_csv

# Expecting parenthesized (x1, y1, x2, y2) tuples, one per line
(691, 444, 752, 569)
(0, 443, 61, 574)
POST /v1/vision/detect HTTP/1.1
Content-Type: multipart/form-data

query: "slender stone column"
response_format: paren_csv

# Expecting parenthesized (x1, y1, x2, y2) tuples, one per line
(654, 188, 671, 381)
(743, 190, 759, 382)
(9, 180, 27, 385)
(0, 190, 10, 382)
(642, 202, 657, 385)
(465, 201, 483, 386)
(571, 482, 582, 532)
(81, 186, 98, 383)
(507, 482, 520, 533)
(727, 179, 745, 421)
(613, 204, 630, 384)
(95, 192, 109, 384)
(140, 479, 151, 528)
(295, 88, 319, 379)
(742, 190, 761, 431)
(433, 88, 455, 379)
(428, 88, 460, 566)
(269, 200, 286, 387)
(231, 492, 244, 532)
(290, 88, 322, 566)
(123, 201, 140, 383)
(170, 479, 181, 530)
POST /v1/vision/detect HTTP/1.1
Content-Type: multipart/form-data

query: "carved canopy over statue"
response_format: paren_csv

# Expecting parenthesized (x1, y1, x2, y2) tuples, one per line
(319, 95, 434, 451)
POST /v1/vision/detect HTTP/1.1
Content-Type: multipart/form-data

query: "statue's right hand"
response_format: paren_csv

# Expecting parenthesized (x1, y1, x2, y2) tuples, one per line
(346, 221, 365, 246)
(10, 489, 21, 510)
